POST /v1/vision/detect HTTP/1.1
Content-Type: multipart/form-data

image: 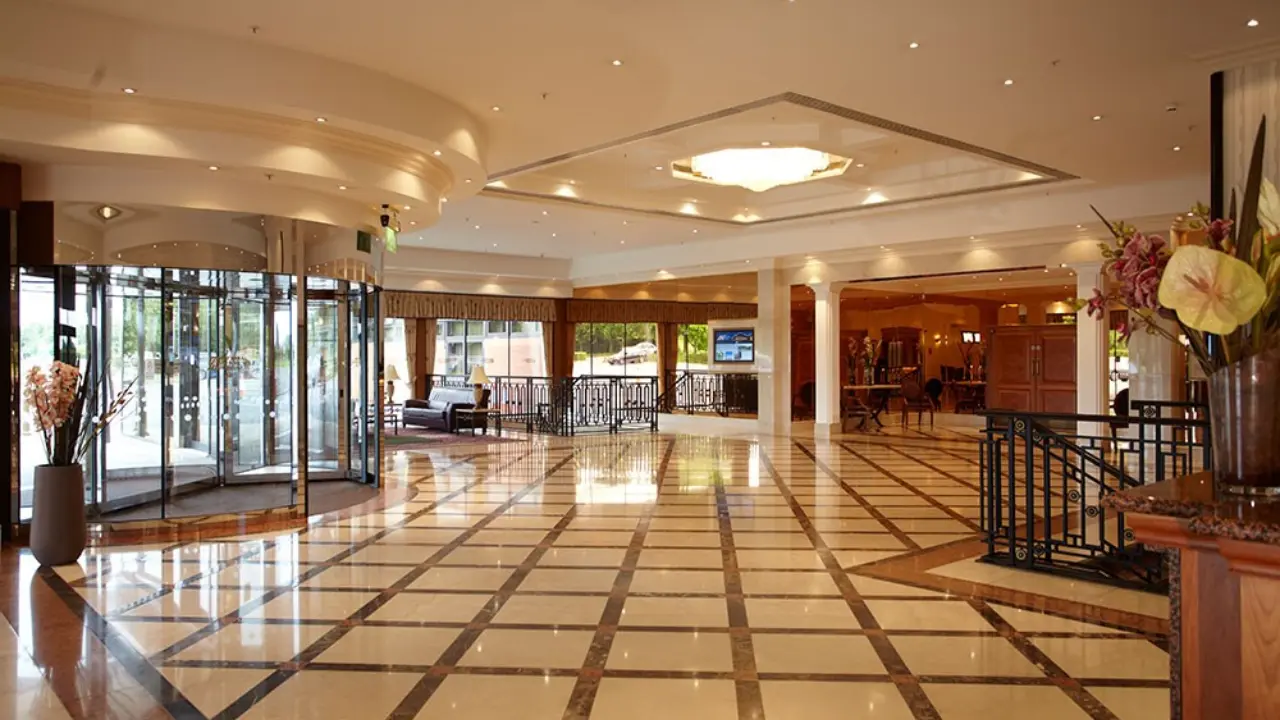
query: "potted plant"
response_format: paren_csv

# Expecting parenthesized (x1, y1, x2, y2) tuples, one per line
(1081, 118, 1279, 495)
(23, 362, 134, 565)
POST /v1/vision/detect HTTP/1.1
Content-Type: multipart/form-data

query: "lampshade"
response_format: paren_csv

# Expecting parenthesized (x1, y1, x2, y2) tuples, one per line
(467, 365, 490, 384)
(385, 365, 401, 382)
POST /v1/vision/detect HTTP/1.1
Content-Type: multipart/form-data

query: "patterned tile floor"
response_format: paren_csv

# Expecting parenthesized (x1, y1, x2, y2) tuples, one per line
(0, 427, 1171, 719)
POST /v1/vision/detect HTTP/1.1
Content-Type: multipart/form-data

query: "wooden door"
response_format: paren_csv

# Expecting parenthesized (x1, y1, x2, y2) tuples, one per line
(1037, 326, 1078, 414)
(987, 327, 1036, 412)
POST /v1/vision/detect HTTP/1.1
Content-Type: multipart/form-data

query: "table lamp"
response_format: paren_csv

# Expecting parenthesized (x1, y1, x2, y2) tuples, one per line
(384, 365, 401, 403)
(467, 365, 490, 406)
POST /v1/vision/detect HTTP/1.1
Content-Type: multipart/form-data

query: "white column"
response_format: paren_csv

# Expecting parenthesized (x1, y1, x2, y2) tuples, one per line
(1071, 262, 1107, 438)
(755, 267, 791, 436)
(813, 282, 844, 436)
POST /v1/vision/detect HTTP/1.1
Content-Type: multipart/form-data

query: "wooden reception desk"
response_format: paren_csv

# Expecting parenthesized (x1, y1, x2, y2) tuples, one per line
(1106, 473, 1280, 720)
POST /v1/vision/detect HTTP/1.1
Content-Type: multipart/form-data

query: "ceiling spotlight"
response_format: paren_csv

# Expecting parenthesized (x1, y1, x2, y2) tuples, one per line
(761, 141, 771, 147)
(442, 197, 449, 203)
(692, 229, 699, 234)
(620, 240, 626, 245)
(542, 210, 548, 216)
(622, 220, 628, 225)
(1248, 18, 1259, 27)
(315, 116, 327, 123)
(433, 150, 442, 157)
(1004, 79, 1014, 86)
(568, 180, 576, 185)
(552, 233, 557, 237)
(474, 225, 481, 230)
(855, 163, 865, 168)
(491, 105, 501, 112)
(655, 165, 664, 171)
(122, 87, 136, 95)
(880, 245, 887, 249)
(492, 243, 498, 247)
(1092, 115, 1103, 121)
(338, 185, 348, 190)
(410, 221, 417, 226)
(1076, 224, 1083, 229)
(612, 59, 623, 66)
(1173, 145, 1182, 152)
(208, 165, 219, 171)
(404, 205, 411, 210)
(465, 179, 472, 183)
(969, 235, 976, 240)
(908, 42, 920, 49)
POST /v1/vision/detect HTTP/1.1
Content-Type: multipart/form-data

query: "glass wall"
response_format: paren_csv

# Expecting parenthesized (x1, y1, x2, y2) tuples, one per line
(433, 319, 546, 377)
(572, 322, 658, 376)
(677, 324, 709, 372)
(14, 265, 381, 523)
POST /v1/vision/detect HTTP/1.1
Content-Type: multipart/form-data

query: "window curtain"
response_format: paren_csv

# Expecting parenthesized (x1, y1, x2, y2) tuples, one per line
(542, 321, 557, 379)
(386, 291, 556, 322)
(419, 318, 437, 397)
(403, 320, 417, 401)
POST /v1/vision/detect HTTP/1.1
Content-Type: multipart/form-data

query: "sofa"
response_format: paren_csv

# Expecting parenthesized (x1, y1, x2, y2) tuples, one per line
(403, 387, 476, 432)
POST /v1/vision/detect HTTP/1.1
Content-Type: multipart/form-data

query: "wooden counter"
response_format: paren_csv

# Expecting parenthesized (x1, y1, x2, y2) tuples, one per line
(1106, 473, 1280, 720)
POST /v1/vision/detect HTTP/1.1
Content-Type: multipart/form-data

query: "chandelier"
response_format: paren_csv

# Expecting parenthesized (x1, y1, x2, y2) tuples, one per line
(674, 147, 850, 192)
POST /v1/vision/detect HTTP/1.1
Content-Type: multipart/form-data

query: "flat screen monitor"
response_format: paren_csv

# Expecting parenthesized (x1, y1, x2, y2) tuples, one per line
(714, 329, 755, 363)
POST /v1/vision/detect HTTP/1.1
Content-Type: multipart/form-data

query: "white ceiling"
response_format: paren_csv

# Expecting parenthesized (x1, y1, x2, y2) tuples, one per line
(6, 0, 1278, 282)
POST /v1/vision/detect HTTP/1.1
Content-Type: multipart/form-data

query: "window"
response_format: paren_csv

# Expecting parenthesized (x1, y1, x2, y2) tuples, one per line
(432, 318, 546, 378)
(383, 318, 410, 402)
(677, 324, 709, 371)
(573, 322, 658, 376)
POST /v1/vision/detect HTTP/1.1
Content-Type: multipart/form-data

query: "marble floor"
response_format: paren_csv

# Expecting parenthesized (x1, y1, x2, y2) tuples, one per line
(0, 427, 1170, 719)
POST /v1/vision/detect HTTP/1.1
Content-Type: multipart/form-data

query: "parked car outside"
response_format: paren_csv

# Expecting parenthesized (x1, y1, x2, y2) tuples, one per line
(606, 341, 657, 365)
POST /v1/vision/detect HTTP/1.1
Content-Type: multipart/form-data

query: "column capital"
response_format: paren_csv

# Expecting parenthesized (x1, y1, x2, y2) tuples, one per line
(809, 280, 851, 297)
(1065, 260, 1105, 275)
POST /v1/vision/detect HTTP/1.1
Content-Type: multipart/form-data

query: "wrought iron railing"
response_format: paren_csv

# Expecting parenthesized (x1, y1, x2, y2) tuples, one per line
(426, 374, 657, 435)
(658, 370, 758, 416)
(979, 401, 1210, 591)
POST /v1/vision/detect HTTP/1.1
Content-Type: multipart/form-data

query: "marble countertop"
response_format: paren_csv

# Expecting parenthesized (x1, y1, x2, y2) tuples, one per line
(1105, 472, 1280, 545)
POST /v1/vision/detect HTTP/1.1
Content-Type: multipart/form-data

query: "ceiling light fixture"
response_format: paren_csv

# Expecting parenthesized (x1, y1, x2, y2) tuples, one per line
(465, 179, 472, 183)
(909, 42, 920, 49)
(338, 185, 347, 190)
(1248, 18, 1259, 27)
(122, 87, 136, 95)
(1092, 115, 1103, 121)
(674, 146, 850, 193)
(433, 150, 442, 156)
(542, 210, 548, 215)
(761, 141, 771, 147)
(491, 105, 501, 112)
(552, 233, 557, 237)
(1004, 79, 1014, 86)
(208, 165, 219, 171)
(404, 205, 411, 210)
(1173, 145, 1182, 152)
(855, 163, 865, 168)
(475, 225, 481, 229)
(612, 59, 623, 66)
(692, 229, 699, 233)
(315, 116, 327, 123)
(654, 165, 664, 171)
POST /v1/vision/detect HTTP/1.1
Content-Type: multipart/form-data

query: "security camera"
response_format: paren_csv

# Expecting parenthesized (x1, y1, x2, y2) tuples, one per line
(380, 204, 391, 228)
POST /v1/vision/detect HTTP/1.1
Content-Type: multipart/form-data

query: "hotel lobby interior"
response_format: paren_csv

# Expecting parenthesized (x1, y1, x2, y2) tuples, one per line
(2, 1, 1279, 718)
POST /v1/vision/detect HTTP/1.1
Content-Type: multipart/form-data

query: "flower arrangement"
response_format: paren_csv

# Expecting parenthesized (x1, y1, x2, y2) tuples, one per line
(23, 361, 135, 467)
(859, 336, 882, 383)
(1082, 119, 1279, 374)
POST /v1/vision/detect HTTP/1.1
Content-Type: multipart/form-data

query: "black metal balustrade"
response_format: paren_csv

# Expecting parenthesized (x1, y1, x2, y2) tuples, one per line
(426, 374, 657, 435)
(979, 400, 1210, 591)
(658, 370, 759, 416)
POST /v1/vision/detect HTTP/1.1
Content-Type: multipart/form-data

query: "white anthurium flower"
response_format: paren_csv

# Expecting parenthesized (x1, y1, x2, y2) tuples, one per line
(1261, 178, 1280, 238)
(1157, 245, 1267, 335)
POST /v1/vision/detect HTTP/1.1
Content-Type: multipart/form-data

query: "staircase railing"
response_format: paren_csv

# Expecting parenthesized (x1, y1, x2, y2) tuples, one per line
(979, 402, 1210, 591)
(425, 373, 657, 436)
(657, 370, 759, 416)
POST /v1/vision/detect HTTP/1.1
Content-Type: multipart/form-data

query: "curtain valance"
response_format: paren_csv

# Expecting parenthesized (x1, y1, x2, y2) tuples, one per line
(565, 299, 756, 324)
(385, 291, 557, 322)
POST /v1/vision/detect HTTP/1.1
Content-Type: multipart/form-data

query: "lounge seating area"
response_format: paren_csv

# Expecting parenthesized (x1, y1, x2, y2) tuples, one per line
(403, 386, 490, 433)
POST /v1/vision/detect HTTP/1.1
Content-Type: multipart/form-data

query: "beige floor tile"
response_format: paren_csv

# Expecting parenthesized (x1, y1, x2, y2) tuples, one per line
(629, 569, 725, 594)
(735, 549, 826, 570)
(241, 669, 419, 720)
(347, 543, 441, 565)
(591, 678, 738, 720)
(538, 547, 627, 567)
(636, 548, 724, 569)
(371, 592, 492, 622)
(242, 590, 377, 621)
(567, 517, 642, 531)
(847, 576, 944, 598)
(460, 628, 593, 668)
(438, 545, 534, 567)
(761, 681, 913, 720)
(415, 675, 575, 719)
(404, 514, 478, 529)
(159, 667, 271, 717)
(731, 532, 812, 549)
(261, 543, 348, 564)
(174, 622, 333, 663)
(606, 631, 734, 671)
(864, 600, 991, 631)
(1030, 637, 1169, 680)
(745, 598, 860, 629)
(909, 533, 976, 548)
(301, 564, 413, 589)
(111, 620, 207, 657)
(888, 518, 975, 533)
(923, 683, 1091, 720)
(891, 635, 1043, 677)
(620, 596, 728, 628)
(317, 625, 460, 665)
(989, 605, 1125, 634)
(1086, 686, 1171, 720)
(643, 531, 723, 548)
(554, 530, 636, 547)
(409, 566, 516, 591)
(519, 568, 618, 592)
(493, 594, 608, 625)
(820, 533, 906, 550)
(740, 571, 840, 596)
(752, 633, 886, 674)
(727, 517, 803, 533)
(199, 562, 305, 589)
(486, 515, 564, 529)
(807, 517, 885, 533)
(122, 588, 261, 620)
(465, 529, 549, 546)
(302, 526, 385, 543)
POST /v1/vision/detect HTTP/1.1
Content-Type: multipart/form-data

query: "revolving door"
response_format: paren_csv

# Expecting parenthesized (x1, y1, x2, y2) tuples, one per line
(14, 265, 382, 523)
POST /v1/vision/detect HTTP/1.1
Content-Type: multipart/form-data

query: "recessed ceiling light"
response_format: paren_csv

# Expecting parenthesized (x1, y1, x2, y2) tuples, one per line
(654, 165, 664, 171)
(692, 229, 699, 233)
(475, 225, 481, 230)
(465, 179, 472, 183)
(338, 185, 347, 190)
(761, 141, 771, 147)
(208, 165, 219, 171)
(492, 243, 498, 247)
(1092, 115, 1103, 121)
(622, 220, 628, 225)
(442, 197, 449, 203)
(122, 87, 136, 95)
(491, 105, 501, 112)
(612, 59, 623, 66)
(908, 42, 920, 49)
(568, 180, 576, 185)
(855, 163, 865, 168)
(969, 235, 976, 240)
(1248, 19, 1259, 27)
(551, 233, 557, 237)
(403, 205, 411, 210)
(541, 210, 548, 216)
(1173, 145, 1182, 152)
(315, 116, 327, 123)
(880, 245, 887, 249)
(1076, 224, 1083, 229)
(1004, 79, 1014, 86)
(410, 221, 417, 225)
(433, 150, 442, 157)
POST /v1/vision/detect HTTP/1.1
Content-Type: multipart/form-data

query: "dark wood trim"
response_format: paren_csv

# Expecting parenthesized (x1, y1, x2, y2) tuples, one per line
(1210, 71, 1225, 220)
(17, 201, 55, 266)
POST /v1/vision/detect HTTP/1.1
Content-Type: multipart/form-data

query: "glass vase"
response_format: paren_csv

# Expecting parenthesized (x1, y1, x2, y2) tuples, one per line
(1209, 349, 1280, 496)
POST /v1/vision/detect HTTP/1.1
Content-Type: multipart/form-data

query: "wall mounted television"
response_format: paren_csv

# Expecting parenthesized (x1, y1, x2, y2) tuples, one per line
(713, 329, 755, 363)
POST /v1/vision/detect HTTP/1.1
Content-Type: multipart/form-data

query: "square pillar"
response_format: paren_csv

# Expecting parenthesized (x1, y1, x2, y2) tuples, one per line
(755, 268, 791, 436)
(813, 282, 845, 436)
(1071, 262, 1107, 438)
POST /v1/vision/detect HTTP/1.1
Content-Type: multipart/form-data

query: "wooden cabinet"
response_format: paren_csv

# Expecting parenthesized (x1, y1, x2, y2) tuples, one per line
(987, 325, 1077, 413)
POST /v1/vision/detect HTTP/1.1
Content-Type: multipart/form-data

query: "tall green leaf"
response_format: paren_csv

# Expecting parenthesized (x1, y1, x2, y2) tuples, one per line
(1235, 117, 1268, 264)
